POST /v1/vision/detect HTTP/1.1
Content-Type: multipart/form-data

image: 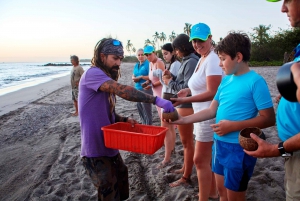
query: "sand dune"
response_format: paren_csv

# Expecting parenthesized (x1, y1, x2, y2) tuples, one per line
(0, 63, 286, 200)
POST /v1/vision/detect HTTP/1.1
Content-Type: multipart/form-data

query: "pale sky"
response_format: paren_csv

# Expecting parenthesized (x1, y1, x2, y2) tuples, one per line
(0, 0, 290, 62)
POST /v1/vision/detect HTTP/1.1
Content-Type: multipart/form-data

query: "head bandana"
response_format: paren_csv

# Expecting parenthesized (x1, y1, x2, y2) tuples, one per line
(100, 39, 124, 57)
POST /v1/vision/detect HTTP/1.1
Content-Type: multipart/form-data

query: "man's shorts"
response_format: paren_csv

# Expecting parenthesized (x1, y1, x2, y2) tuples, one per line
(82, 153, 129, 201)
(285, 150, 300, 201)
(72, 87, 78, 101)
(212, 139, 257, 192)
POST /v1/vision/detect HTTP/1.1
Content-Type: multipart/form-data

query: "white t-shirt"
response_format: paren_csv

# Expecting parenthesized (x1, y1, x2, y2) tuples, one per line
(188, 51, 224, 113)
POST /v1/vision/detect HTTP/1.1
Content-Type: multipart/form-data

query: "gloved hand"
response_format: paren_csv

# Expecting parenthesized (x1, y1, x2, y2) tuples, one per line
(155, 96, 175, 113)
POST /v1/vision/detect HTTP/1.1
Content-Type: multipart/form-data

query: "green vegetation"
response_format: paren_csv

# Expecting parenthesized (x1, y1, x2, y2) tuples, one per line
(122, 56, 138, 63)
(123, 23, 300, 66)
(250, 25, 300, 66)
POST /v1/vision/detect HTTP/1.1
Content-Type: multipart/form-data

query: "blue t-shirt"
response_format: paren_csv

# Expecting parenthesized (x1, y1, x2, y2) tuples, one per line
(277, 46, 300, 141)
(133, 60, 150, 90)
(214, 70, 273, 143)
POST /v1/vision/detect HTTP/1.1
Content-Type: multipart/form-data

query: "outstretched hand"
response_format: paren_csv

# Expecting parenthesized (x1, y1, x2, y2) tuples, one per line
(163, 113, 185, 124)
(170, 97, 185, 107)
(243, 133, 279, 158)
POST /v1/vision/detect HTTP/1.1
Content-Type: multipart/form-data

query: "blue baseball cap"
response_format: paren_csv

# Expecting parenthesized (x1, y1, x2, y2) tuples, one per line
(144, 45, 155, 54)
(189, 23, 211, 42)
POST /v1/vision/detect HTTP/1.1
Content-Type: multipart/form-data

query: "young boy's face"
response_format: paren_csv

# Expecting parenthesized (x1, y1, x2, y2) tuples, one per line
(218, 52, 239, 75)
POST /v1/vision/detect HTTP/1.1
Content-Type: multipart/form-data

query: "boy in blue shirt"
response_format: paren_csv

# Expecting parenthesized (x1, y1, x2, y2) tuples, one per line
(169, 32, 275, 201)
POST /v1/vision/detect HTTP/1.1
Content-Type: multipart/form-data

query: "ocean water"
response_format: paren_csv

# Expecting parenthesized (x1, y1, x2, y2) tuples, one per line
(0, 62, 90, 96)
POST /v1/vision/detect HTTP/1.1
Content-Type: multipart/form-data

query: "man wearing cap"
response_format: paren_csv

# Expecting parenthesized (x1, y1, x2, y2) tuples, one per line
(78, 38, 175, 201)
(245, 1, 300, 200)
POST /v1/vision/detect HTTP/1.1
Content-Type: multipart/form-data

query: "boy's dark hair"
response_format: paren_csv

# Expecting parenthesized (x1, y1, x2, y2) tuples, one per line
(215, 31, 251, 62)
(172, 34, 195, 57)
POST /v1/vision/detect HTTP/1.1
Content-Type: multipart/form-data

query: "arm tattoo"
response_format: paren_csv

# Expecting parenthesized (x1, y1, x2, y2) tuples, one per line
(100, 80, 156, 104)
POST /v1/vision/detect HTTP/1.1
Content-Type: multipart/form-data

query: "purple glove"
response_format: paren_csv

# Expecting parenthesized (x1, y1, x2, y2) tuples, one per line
(155, 96, 175, 113)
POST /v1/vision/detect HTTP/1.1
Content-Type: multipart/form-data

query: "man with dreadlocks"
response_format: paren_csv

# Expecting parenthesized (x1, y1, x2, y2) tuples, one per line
(78, 38, 174, 201)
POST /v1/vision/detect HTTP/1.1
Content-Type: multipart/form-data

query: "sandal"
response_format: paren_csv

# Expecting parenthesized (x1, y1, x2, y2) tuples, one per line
(169, 176, 190, 188)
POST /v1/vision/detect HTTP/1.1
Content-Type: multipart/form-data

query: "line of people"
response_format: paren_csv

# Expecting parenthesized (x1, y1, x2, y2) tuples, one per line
(78, 0, 300, 200)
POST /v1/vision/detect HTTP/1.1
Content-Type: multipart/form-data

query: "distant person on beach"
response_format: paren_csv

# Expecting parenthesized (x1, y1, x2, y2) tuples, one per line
(78, 38, 174, 201)
(132, 48, 153, 125)
(167, 32, 275, 201)
(245, 1, 300, 200)
(171, 23, 222, 200)
(70, 55, 84, 116)
(153, 43, 181, 168)
(143, 45, 165, 118)
(162, 34, 199, 188)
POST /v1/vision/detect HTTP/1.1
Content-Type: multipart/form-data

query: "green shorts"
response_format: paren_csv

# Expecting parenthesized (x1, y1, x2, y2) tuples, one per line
(82, 154, 129, 201)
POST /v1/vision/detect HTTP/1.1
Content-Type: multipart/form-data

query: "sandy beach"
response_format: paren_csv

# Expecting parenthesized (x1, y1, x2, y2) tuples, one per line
(0, 63, 286, 201)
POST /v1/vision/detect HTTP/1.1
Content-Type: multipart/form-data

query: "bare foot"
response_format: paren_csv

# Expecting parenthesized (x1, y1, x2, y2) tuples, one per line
(72, 112, 78, 116)
(169, 168, 184, 174)
(169, 176, 190, 188)
(156, 160, 171, 169)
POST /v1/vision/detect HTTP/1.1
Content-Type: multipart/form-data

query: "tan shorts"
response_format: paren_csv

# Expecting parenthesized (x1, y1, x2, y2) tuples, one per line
(72, 87, 78, 101)
(284, 150, 300, 201)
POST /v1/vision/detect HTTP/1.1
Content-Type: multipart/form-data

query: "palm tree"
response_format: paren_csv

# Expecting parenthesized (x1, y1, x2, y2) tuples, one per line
(159, 32, 166, 47)
(144, 39, 152, 47)
(132, 47, 136, 55)
(126, 40, 133, 56)
(153, 32, 160, 50)
(151, 40, 156, 48)
(169, 31, 176, 42)
(251, 24, 271, 46)
(184, 23, 192, 36)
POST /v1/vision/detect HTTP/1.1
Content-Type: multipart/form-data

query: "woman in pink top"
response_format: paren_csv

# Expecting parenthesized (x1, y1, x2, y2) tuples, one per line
(143, 45, 165, 118)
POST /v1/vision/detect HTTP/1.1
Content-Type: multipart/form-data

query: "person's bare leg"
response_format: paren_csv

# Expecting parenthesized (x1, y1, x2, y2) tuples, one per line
(194, 141, 214, 201)
(215, 173, 228, 201)
(169, 108, 194, 187)
(227, 189, 246, 201)
(209, 172, 218, 199)
(157, 121, 176, 168)
(72, 100, 78, 116)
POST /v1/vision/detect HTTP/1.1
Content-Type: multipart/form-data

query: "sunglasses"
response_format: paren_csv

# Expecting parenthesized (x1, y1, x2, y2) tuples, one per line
(137, 54, 144, 56)
(144, 53, 152, 56)
(112, 39, 122, 46)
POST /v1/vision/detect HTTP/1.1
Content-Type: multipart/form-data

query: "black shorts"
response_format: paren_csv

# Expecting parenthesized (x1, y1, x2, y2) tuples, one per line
(82, 154, 129, 201)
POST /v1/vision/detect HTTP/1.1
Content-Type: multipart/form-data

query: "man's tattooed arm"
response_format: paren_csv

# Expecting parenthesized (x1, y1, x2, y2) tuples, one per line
(99, 80, 156, 104)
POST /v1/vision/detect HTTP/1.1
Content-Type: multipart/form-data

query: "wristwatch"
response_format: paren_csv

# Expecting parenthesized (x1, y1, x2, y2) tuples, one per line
(278, 141, 293, 158)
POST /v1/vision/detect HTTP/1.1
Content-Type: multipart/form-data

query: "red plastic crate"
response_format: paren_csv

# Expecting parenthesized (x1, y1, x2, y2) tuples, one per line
(102, 122, 168, 155)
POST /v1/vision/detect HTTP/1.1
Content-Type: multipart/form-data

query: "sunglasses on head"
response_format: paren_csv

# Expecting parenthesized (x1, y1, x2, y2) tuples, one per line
(112, 39, 122, 46)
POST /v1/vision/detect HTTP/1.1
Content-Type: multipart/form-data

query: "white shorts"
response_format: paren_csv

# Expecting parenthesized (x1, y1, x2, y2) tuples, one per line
(193, 118, 215, 142)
